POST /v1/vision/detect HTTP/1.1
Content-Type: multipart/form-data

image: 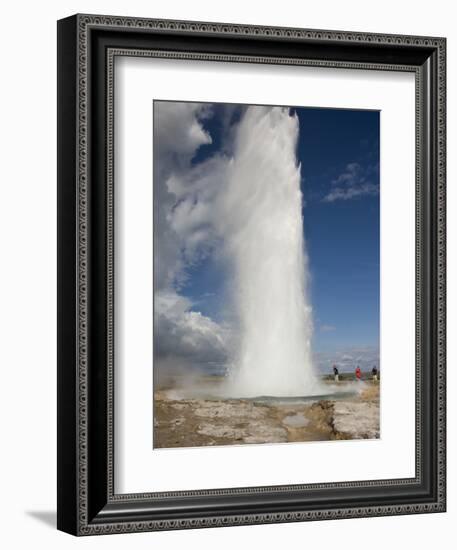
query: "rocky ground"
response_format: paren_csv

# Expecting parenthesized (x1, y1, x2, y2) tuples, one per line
(153, 378, 380, 448)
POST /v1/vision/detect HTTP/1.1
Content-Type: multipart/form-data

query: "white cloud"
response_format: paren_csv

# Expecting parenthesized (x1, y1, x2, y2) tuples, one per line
(322, 161, 379, 202)
(154, 290, 230, 368)
(164, 155, 231, 267)
(153, 102, 221, 290)
(323, 182, 379, 202)
(153, 102, 233, 371)
(332, 162, 361, 185)
(154, 101, 212, 160)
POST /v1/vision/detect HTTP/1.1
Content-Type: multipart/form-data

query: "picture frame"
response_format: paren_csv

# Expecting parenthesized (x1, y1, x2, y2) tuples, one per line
(57, 13, 446, 535)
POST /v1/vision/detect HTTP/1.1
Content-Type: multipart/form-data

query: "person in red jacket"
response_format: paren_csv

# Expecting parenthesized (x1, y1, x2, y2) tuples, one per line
(355, 366, 362, 381)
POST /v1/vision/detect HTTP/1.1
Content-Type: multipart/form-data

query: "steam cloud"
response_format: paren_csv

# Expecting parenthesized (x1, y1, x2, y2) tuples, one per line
(154, 102, 321, 396)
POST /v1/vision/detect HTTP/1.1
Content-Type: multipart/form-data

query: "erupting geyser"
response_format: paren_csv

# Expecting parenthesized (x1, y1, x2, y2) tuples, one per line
(220, 106, 322, 397)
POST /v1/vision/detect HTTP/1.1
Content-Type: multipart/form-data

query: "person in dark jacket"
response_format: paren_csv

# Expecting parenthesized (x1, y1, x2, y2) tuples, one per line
(333, 364, 339, 382)
(372, 365, 378, 382)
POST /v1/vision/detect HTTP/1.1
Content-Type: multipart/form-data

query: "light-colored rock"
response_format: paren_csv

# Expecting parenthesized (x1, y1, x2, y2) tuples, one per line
(193, 401, 266, 419)
(333, 401, 379, 439)
(243, 424, 288, 444)
(197, 424, 247, 439)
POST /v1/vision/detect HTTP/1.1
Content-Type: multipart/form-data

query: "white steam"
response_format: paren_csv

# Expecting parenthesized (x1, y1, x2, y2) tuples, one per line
(155, 103, 321, 397)
(216, 107, 320, 396)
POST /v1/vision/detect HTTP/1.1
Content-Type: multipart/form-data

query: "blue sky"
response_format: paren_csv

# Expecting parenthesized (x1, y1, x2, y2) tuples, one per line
(178, 105, 380, 355)
(296, 108, 380, 353)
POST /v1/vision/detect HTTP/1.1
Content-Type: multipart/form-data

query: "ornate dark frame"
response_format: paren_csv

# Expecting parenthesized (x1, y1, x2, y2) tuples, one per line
(57, 14, 446, 536)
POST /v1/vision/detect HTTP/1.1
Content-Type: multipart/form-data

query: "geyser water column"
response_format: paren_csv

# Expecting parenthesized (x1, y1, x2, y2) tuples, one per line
(221, 106, 321, 397)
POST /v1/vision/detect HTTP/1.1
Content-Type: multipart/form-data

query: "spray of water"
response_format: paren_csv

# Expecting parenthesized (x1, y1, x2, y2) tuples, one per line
(217, 106, 322, 397)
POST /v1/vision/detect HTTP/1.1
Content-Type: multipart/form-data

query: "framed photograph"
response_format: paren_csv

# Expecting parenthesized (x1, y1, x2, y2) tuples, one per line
(57, 14, 446, 535)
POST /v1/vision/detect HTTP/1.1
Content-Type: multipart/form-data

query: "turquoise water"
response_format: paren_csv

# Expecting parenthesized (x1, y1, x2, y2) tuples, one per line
(246, 390, 358, 405)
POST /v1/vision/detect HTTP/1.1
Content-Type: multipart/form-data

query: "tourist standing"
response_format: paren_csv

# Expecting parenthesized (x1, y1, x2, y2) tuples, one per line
(333, 364, 339, 382)
(372, 365, 378, 382)
(355, 366, 362, 381)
